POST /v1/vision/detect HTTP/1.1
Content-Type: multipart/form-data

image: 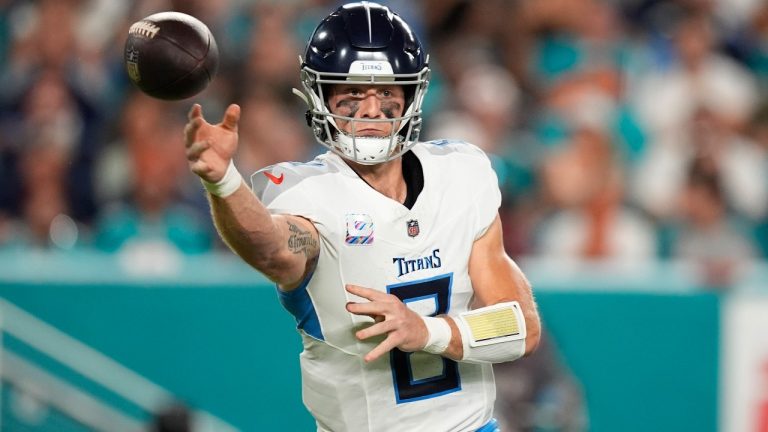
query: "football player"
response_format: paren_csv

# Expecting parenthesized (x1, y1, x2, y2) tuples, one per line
(184, 3, 541, 431)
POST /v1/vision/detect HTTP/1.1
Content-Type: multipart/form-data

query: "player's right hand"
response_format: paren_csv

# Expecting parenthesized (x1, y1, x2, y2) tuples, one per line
(345, 284, 430, 363)
(184, 103, 240, 183)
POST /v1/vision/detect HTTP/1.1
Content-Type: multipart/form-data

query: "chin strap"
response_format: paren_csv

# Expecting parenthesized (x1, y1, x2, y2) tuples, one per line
(334, 132, 403, 163)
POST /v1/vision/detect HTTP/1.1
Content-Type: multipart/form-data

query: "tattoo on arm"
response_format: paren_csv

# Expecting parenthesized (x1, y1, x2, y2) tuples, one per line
(287, 221, 318, 258)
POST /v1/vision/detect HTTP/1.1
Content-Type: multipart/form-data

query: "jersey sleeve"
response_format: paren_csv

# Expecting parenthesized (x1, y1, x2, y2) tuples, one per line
(468, 146, 501, 240)
(249, 163, 324, 226)
(436, 141, 501, 240)
(421, 140, 502, 240)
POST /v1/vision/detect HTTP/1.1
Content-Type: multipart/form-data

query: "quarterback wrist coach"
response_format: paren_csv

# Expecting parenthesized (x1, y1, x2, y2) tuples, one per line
(454, 301, 527, 364)
(420, 301, 527, 363)
(202, 160, 243, 198)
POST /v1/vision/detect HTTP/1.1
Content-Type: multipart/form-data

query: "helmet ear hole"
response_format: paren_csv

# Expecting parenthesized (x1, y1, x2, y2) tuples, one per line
(404, 39, 418, 56)
(311, 29, 335, 57)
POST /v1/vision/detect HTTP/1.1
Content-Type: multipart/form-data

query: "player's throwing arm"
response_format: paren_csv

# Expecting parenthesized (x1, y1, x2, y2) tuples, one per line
(183, 104, 320, 291)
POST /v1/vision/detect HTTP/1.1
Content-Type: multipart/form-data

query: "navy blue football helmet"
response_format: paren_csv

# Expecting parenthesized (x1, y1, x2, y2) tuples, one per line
(294, 2, 430, 164)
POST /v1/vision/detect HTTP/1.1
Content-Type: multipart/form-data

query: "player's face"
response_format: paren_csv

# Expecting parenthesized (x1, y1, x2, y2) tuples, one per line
(327, 84, 405, 137)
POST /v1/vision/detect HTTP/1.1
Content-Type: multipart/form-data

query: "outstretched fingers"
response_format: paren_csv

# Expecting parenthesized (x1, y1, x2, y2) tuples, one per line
(364, 335, 401, 363)
(186, 139, 210, 161)
(189, 159, 214, 179)
(188, 103, 200, 119)
(346, 286, 394, 320)
(220, 104, 241, 131)
(185, 104, 212, 146)
(346, 284, 389, 301)
(355, 319, 396, 340)
(184, 118, 204, 146)
(346, 300, 388, 317)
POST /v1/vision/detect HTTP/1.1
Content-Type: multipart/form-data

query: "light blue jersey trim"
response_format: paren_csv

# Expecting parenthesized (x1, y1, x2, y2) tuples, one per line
(276, 272, 323, 340)
(427, 138, 467, 146)
(476, 418, 499, 432)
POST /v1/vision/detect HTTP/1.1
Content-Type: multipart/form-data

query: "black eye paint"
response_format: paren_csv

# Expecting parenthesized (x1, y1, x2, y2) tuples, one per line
(336, 99, 360, 117)
(381, 101, 402, 119)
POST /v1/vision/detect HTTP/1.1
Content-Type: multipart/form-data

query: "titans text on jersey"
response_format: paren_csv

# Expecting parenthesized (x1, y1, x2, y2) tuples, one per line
(393, 248, 442, 277)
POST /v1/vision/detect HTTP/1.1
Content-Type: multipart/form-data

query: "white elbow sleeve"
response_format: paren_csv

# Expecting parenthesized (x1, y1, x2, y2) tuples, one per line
(453, 301, 526, 364)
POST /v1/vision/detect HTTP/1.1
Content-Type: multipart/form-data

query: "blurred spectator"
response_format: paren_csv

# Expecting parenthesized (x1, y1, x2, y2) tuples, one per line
(237, 89, 315, 174)
(534, 62, 646, 165)
(723, 1, 768, 86)
(749, 103, 768, 258)
(535, 115, 656, 262)
(667, 157, 756, 288)
(494, 330, 587, 432)
(428, 63, 521, 154)
(92, 92, 213, 263)
(12, 137, 81, 250)
(536, 84, 656, 262)
(0, 0, 111, 224)
(758, 360, 768, 432)
(0, 71, 86, 250)
(425, 61, 544, 256)
(630, 11, 763, 219)
(522, 0, 624, 89)
(240, 2, 303, 98)
(0, 0, 119, 107)
(633, 103, 768, 223)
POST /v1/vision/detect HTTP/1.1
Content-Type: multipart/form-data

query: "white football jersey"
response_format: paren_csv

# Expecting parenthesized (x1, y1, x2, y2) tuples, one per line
(251, 140, 502, 432)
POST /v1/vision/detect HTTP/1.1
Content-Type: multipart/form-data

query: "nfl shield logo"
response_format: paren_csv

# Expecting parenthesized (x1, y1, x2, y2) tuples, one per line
(406, 220, 420, 238)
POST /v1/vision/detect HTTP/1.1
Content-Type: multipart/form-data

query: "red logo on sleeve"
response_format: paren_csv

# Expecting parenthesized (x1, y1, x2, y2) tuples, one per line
(263, 171, 284, 185)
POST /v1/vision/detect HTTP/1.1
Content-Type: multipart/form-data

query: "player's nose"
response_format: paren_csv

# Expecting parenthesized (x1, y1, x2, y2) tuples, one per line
(357, 95, 383, 119)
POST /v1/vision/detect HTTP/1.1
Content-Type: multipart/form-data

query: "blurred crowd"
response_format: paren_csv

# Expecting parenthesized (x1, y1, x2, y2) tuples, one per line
(1, 0, 768, 289)
(11, 1, 764, 430)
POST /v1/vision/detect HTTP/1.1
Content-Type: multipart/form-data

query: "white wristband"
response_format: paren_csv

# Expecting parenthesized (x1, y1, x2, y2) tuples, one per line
(420, 316, 452, 355)
(201, 160, 243, 198)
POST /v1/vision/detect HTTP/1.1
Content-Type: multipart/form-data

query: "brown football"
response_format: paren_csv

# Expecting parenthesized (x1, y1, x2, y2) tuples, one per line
(124, 12, 219, 100)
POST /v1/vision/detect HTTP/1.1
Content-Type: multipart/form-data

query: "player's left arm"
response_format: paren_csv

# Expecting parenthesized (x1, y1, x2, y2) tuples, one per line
(440, 214, 541, 361)
(348, 213, 541, 364)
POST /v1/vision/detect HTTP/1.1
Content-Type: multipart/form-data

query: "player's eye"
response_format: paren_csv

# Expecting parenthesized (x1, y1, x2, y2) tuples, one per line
(347, 88, 362, 96)
(381, 89, 392, 97)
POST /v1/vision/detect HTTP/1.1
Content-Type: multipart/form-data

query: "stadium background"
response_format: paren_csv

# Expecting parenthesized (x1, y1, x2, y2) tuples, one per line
(0, 0, 767, 430)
